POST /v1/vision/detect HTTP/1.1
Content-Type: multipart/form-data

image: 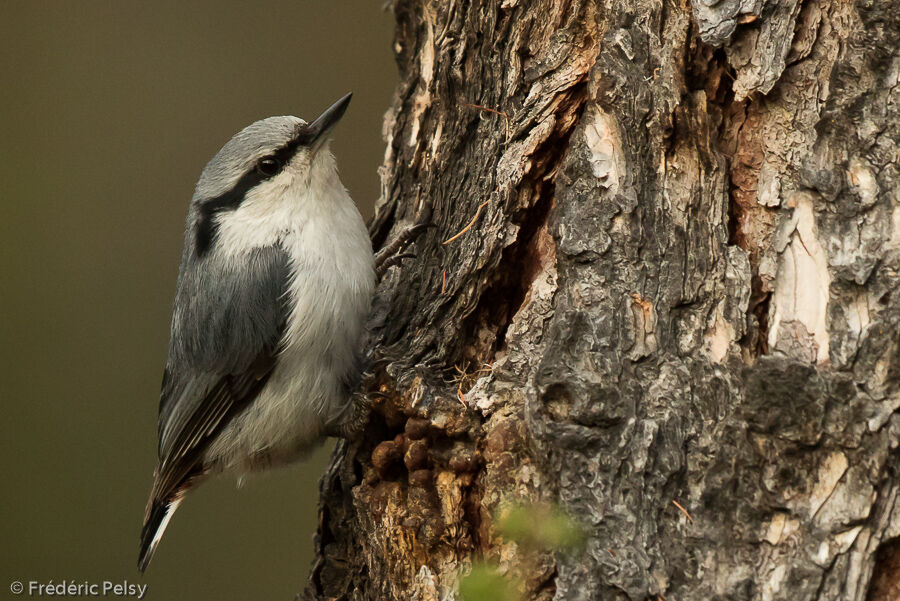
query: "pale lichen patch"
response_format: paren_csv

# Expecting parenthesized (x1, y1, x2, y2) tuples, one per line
(706, 306, 733, 363)
(407, 8, 435, 149)
(429, 120, 443, 162)
(768, 192, 831, 363)
(763, 511, 787, 545)
(833, 525, 864, 553)
(410, 565, 440, 601)
(583, 106, 625, 196)
(808, 452, 848, 520)
(761, 563, 788, 601)
(847, 159, 879, 207)
(847, 288, 872, 343)
(762, 512, 800, 546)
(627, 292, 658, 360)
(756, 162, 782, 208)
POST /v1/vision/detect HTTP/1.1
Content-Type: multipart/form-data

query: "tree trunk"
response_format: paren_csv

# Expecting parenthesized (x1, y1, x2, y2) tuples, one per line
(303, 0, 900, 599)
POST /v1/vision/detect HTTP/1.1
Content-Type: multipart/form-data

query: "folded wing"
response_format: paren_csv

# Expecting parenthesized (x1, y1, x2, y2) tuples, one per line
(139, 244, 291, 571)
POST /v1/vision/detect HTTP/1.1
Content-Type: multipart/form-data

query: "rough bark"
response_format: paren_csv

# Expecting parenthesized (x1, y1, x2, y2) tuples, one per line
(303, 0, 900, 600)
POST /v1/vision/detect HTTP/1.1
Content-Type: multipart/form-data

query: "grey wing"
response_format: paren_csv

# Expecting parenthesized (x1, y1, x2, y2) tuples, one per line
(151, 244, 291, 501)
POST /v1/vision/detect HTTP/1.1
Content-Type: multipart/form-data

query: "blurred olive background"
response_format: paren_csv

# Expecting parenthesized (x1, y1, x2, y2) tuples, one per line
(0, 2, 395, 599)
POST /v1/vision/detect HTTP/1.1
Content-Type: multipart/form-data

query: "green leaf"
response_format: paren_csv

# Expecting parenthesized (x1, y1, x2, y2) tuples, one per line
(459, 563, 518, 601)
(497, 502, 586, 551)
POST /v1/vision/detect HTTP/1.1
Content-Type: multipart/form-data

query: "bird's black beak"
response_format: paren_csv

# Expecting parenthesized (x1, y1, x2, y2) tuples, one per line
(307, 93, 352, 150)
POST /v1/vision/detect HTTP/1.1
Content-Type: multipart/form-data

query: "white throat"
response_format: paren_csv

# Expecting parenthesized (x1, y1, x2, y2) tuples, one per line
(213, 150, 357, 254)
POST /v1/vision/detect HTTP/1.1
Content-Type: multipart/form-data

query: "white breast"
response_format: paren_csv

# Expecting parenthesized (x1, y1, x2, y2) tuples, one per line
(204, 151, 374, 473)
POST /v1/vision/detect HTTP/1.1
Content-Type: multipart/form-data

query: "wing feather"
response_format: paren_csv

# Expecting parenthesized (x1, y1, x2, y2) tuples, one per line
(148, 244, 291, 506)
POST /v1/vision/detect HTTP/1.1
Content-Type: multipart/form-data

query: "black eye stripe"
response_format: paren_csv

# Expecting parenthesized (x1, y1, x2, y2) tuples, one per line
(255, 135, 304, 178)
(194, 127, 312, 257)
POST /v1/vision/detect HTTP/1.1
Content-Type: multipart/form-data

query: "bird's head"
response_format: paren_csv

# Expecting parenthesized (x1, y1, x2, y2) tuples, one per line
(189, 93, 353, 257)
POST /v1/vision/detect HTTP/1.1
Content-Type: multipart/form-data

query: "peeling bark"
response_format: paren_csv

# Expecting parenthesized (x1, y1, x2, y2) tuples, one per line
(302, 0, 900, 599)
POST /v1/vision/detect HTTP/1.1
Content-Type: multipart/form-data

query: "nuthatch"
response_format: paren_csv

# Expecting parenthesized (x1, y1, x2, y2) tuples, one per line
(139, 93, 374, 571)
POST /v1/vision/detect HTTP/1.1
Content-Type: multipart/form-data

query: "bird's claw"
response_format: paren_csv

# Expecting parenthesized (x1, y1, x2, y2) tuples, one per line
(374, 221, 434, 279)
(325, 392, 372, 439)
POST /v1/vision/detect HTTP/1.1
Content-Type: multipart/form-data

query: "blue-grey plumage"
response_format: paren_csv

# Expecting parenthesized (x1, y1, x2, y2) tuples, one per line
(139, 94, 375, 572)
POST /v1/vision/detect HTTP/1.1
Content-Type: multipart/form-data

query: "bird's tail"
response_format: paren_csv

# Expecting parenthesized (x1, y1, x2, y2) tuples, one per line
(138, 494, 183, 573)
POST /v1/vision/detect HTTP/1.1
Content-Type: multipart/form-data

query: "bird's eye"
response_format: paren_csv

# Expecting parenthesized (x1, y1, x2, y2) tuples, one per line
(256, 157, 282, 176)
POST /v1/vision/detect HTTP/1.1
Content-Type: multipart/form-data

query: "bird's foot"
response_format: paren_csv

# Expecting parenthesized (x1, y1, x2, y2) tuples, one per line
(325, 391, 372, 439)
(374, 222, 434, 280)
